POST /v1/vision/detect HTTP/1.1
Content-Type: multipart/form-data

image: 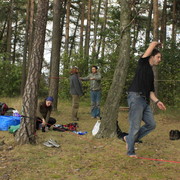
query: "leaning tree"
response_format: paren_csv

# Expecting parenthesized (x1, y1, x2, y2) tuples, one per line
(15, 0, 49, 144)
(95, 0, 132, 138)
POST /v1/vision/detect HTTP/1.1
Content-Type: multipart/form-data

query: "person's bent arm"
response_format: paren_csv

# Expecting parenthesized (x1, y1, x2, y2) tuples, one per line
(150, 91, 166, 110)
(142, 41, 161, 58)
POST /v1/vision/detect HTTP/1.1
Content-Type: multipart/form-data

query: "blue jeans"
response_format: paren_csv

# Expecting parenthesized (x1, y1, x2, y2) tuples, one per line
(90, 90, 101, 118)
(126, 92, 156, 156)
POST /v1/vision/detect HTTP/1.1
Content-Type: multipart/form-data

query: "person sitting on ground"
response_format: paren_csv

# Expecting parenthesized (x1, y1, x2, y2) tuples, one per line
(36, 96, 56, 132)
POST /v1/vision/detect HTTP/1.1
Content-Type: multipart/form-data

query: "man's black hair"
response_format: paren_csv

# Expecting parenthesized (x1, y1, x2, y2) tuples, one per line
(92, 65, 98, 70)
(151, 49, 160, 56)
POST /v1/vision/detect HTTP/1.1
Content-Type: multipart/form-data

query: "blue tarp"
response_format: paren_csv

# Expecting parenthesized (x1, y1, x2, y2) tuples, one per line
(0, 116, 21, 131)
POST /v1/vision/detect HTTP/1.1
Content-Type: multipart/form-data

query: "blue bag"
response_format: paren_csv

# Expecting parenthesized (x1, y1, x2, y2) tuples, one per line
(0, 116, 21, 131)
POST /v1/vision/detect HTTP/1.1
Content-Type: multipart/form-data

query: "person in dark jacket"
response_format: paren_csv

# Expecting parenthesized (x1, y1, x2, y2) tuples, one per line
(36, 96, 56, 132)
(70, 66, 83, 121)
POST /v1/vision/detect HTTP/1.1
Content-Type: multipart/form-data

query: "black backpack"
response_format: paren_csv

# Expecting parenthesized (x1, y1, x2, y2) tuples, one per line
(0, 102, 8, 115)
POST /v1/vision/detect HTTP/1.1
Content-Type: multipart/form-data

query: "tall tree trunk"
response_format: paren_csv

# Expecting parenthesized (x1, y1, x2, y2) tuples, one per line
(49, 0, 62, 110)
(15, 0, 49, 145)
(96, 0, 131, 138)
(79, 0, 85, 56)
(152, 0, 159, 112)
(21, 0, 30, 96)
(92, 0, 102, 62)
(160, 0, 167, 48)
(101, 0, 108, 60)
(84, 0, 92, 72)
(12, 12, 18, 64)
(28, 0, 35, 63)
(172, 0, 177, 44)
(69, 14, 80, 57)
(145, 0, 153, 45)
(6, 0, 14, 61)
(63, 0, 71, 73)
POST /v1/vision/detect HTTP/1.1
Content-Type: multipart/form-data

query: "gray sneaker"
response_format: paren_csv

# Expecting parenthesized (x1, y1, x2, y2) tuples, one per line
(43, 141, 54, 147)
(48, 139, 60, 148)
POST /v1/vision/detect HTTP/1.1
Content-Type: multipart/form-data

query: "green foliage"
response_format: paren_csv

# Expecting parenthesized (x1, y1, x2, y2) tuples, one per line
(0, 61, 21, 97)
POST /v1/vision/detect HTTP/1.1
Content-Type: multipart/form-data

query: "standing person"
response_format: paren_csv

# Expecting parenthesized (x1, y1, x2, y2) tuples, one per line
(36, 96, 56, 132)
(81, 66, 101, 119)
(125, 41, 166, 157)
(70, 66, 83, 121)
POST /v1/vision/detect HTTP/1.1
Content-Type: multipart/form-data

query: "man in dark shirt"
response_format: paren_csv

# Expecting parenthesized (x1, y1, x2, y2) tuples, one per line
(125, 41, 166, 157)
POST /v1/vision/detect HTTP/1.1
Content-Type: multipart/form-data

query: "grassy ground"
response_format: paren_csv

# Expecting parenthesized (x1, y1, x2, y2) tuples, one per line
(0, 97, 180, 180)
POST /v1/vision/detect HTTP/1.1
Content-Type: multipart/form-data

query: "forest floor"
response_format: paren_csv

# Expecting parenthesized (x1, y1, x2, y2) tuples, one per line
(0, 97, 180, 180)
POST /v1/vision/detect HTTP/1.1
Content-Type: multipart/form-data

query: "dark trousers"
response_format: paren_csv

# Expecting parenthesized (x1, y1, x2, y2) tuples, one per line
(36, 117, 56, 130)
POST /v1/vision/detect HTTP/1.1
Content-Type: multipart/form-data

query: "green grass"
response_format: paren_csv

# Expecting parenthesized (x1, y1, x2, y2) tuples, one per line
(0, 97, 180, 180)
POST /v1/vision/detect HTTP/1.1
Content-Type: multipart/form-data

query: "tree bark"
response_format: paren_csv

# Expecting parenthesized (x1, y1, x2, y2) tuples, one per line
(95, 0, 131, 138)
(49, 0, 62, 110)
(172, 0, 177, 44)
(21, 0, 30, 96)
(15, 0, 49, 145)
(145, 0, 153, 45)
(28, 0, 35, 64)
(101, 0, 108, 60)
(79, 0, 85, 56)
(92, 0, 102, 62)
(160, 0, 167, 48)
(6, 0, 14, 61)
(152, 0, 159, 112)
(84, 0, 92, 72)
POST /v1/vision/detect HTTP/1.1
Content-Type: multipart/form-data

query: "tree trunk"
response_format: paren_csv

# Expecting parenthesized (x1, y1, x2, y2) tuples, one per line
(79, 0, 85, 56)
(21, 0, 30, 96)
(95, 0, 131, 138)
(15, 0, 49, 145)
(49, 0, 62, 110)
(28, 0, 35, 64)
(152, 0, 159, 112)
(84, 0, 92, 73)
(160, 0, 167, 48)
(63, 0, 71, 73)
(69, 14, 80, 57)
(101, 0, 108, 60)
(172, 0, 177, 44)
(92, 0, 102, 62)
(12, 12, 18, 64)
(145, 0, 153, 45)
(6, 0, 14, 61)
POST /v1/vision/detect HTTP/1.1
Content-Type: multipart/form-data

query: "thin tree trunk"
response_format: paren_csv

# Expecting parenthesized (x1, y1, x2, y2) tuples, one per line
(49, 0, 62, 110)
(28, 0, 35, 64)
(92, 0, 102, 62)
(6, 0, 14, 61)
(101, 0, 108, 60)
(12, 12, 18, 64)
(172, 0, 177, 44)
(69, 14, 80, 57)
(84, 0, 92, 72)
(21, 0, 30, 96)
(79, 0, 85, 55)
(152, 0, 159, 112)
(96, 0, 131, 138)
(145, 0, 153, 45)
(15, 0, 49, 145)
(160, 0, 167, 48)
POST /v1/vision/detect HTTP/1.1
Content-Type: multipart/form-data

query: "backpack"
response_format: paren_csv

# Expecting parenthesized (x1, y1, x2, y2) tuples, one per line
(0, 103, 8, 115)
